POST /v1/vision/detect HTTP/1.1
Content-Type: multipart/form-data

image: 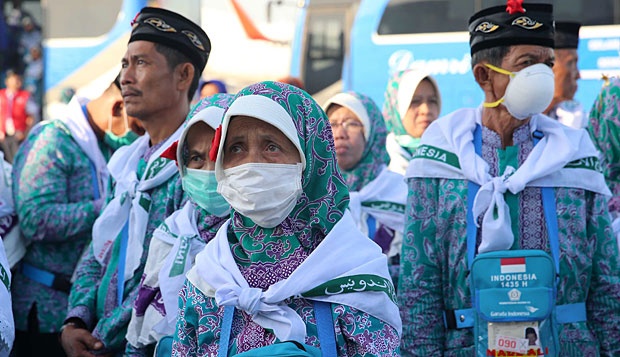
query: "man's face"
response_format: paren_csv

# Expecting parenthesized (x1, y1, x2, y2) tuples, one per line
(553, 48, 579, 101)
(120, 41, 180, 121)
(489, 45, 555, 102)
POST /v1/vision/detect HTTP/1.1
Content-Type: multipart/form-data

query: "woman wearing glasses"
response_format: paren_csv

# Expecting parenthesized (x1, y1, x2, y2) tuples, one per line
(324, 92, 407, 286)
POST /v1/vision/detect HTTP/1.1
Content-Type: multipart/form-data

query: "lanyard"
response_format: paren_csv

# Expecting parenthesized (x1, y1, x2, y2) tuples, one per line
(466, 125, 560, 275)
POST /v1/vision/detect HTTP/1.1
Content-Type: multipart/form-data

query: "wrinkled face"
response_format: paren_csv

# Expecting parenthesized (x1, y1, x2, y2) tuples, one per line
(488, 45, 555, 104)
(222, 116, 301, 169)
(327, 105, 365, 171)
(553, 48, 579, 101)
(120, 41, 179, 121)
(200, 83, 222, 99)
(185, 122, 216, 170)
(402, 79, 439, 138)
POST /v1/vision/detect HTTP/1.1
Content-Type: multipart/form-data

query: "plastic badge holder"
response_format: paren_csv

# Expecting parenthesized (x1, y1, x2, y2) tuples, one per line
(470, 249, 559, 356)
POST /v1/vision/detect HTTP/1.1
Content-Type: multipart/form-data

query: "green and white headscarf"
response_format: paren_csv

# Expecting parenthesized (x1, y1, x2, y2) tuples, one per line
(190, 83, 400, 343)
(588, 76, 620, 214)
(324, 91, 389, 191)
(214, 81, 350, 288)
(382, 69, 441, 152)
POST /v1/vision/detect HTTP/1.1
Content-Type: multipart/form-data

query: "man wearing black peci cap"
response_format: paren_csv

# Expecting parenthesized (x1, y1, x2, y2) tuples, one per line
(60, 7, 210, 356)
(398, 0, 620, 355)
(544, 21, 585, 128)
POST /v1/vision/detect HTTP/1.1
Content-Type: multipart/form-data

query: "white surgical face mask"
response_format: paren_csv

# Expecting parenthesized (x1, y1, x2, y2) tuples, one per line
(217, 162, 303, 228)
(483, 63, 555, 120)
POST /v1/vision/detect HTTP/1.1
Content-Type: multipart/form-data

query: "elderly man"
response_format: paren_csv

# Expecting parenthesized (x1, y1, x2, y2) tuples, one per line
(59, 7, 210, 356)
(397, 2, 620, 356)
(545, 21, 584, 129)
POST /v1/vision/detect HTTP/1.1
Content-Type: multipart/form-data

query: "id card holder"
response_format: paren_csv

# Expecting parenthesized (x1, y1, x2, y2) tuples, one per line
(470, 250, 559, 356)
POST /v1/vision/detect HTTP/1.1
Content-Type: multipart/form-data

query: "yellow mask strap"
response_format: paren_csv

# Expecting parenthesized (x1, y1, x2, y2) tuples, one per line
(483, 97, 504, 108)
(482, 64, 514, 108)
(485, 63, 515, 78)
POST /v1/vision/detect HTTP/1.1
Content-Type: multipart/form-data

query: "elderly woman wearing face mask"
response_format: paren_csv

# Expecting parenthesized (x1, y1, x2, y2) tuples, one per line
(383, 69, 442, 175)
(323, 92, 407, 285)
(125, 94, 233, 355)
(173, 81, 401, 356)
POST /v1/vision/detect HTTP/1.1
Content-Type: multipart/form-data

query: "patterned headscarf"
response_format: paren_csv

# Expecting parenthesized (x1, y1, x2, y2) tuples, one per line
(179, 94, 235, 172)
(215, 81, 349, 289)
(382, 69, 441, 150)
(179, 94, 234, 240)
(588, 77, 620, 214)
(324, 92, 389, 192)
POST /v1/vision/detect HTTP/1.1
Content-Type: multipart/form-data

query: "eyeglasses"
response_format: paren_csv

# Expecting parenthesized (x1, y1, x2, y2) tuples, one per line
(329, 119, 364, 132)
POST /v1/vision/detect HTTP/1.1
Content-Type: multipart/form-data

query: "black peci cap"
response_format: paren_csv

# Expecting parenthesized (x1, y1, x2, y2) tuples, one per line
(554, 21, 581, 49)
(129, 7, 211, 74)
(468, 2, 554, 55)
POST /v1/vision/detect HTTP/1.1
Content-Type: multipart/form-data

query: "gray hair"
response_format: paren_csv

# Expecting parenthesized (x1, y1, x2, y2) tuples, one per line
(471, 46, 511, 68)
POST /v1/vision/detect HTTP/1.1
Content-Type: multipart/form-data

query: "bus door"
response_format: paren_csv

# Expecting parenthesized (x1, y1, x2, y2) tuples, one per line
(299, 0, 358, 98)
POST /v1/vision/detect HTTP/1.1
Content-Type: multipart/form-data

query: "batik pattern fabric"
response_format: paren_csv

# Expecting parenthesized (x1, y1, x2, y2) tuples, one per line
(66, 139, 186, 355)
(125, 204, 226, 356)
(398, 124, 620, 356)
(11, 120, 109, 333)
(173, 81, 400, 356)
(125, 94, 233, 355)
(588, 77, 620, 216)
(383, 70, 412, 138)
(338, 91, 389, 192)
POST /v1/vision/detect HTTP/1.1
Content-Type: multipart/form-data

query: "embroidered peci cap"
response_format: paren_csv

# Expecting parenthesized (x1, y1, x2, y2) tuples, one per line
(129, 7, 211, 74)
(554, 21, 581, 49)
(468, 1, 554, 55)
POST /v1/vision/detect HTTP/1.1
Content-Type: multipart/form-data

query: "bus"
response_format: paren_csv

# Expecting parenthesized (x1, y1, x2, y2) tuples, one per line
(42, 0, 148, 104)
(337, 0, 620, 115)
(42, 0, 301, 111)
(39, 0, 620, 117)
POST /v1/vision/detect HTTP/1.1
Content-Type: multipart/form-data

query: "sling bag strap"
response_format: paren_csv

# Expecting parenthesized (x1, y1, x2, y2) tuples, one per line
(444, 125, 585, 329)
(218, 301, 337, 356)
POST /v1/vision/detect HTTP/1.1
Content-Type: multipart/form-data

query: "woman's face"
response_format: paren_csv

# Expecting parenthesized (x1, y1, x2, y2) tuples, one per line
(402, 79, 439, 138)
(185, 122, 216, 170)
(222, 116, 301, 169)
(327, 105, 365, 171)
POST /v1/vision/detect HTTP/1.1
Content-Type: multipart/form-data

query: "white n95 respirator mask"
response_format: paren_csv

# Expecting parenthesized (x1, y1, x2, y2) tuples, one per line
(483, 63, 555, 120)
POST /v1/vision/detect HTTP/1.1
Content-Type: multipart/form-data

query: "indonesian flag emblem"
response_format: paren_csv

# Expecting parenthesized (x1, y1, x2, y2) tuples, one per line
(500, 257, 526, 274)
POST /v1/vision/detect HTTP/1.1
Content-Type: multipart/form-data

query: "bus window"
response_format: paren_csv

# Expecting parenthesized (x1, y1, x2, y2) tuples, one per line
(45, 0, 123, 38)
(304, 10, 345, 94)
(377, 0, 474, 35)
(555, 0, 618, 25)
